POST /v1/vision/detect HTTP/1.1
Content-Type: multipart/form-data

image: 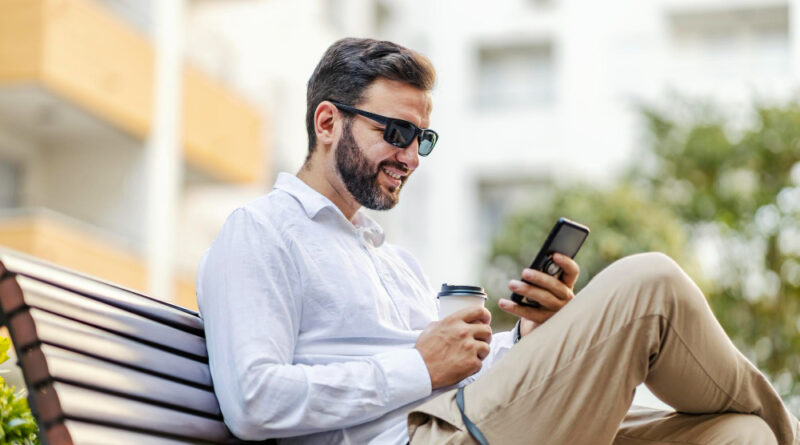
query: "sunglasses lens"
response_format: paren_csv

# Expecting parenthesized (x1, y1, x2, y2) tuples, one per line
(385, 121, 416, 148)
(418, 131, 437, 156)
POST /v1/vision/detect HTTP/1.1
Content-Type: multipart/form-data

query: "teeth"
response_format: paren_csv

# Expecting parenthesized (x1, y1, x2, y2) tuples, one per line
(382, 168, 402, 180)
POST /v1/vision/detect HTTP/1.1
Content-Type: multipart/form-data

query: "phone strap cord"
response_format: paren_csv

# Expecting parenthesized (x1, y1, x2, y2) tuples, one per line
(456, 386, 490, 445)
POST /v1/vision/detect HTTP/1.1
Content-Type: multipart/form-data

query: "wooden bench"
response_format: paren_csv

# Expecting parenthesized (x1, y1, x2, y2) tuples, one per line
(0, 249, 272, 444)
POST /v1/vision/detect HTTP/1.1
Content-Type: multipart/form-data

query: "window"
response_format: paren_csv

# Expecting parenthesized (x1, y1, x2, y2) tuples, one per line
(669, 5, 790, 79)
(476, 42, 556, 109)
(527, 0, 555, 8)
(477, 176, 553, 244)
(0, 161, 20, 209)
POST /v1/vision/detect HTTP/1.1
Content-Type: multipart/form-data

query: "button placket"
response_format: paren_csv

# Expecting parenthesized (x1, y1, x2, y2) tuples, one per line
(356, 230, 410, 329)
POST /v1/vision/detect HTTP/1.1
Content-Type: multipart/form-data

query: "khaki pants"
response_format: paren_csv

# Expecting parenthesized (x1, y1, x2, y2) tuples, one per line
(408, 253, 800, 445)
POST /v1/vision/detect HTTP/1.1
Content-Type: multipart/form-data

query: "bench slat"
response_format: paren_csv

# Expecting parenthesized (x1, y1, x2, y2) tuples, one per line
(47, 419, 212, 445)
(10, 308, 212, 388)
(35, 382, 234, 443)
(22, 344, 222, 418)
(0, 251, 204, 335)
(0, 252, 276, 443)
(10, 275, 208, 360)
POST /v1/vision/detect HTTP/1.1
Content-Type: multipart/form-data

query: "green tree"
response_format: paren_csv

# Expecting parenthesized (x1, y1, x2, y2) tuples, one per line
(629, 100, 800, 412)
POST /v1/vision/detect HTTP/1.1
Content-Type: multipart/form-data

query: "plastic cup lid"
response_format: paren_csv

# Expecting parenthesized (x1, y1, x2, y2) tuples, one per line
(437, 283, 487, 299)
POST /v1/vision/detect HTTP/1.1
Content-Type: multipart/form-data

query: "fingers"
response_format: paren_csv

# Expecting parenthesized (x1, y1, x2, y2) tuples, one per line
(552, 253, 580, 288)
(443, 308, 493, 344)
(519, 268, 570, 300)
(451, 306, 492, 325)
(498, 298, 557, 324)
(476, 340, 490, 360)
(509, 279, 565, 310)
(469, 322, 493, 344)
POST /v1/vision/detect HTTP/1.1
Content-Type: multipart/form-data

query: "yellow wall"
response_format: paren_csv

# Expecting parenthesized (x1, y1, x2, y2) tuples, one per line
(0, 216, 198, 311)
(0, 0, 264, 183)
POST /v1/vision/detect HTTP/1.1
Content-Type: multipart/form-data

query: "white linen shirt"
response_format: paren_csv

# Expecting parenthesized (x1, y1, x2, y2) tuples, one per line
(197, 173, 514, 444)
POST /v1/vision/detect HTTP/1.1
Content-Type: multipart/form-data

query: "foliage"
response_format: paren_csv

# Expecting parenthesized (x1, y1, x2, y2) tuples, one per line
(630, 100, 800, 408)
(0, 337, 38, 445)
(485, 99, 800, 412)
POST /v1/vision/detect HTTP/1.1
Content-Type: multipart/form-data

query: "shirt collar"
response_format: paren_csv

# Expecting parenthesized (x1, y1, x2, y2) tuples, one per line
(273, 173, 334, 219)
(273, 172, 386, 247)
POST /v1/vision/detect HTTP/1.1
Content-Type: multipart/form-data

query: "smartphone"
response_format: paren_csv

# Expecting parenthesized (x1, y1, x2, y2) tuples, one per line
(510, 218, 590, 308)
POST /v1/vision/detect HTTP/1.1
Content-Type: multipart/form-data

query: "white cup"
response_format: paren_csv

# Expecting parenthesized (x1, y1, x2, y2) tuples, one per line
(437, 284, 488, 319)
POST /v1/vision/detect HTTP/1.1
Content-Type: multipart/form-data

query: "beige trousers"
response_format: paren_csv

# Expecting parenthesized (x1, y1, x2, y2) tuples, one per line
(408, 253, 800, 445)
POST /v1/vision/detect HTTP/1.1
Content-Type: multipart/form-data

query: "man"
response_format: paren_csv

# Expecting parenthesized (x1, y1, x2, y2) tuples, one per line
(197, 38, 800, 444)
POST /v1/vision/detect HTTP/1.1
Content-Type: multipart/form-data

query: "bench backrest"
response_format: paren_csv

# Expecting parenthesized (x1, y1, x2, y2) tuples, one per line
(0, 249, 262, 445)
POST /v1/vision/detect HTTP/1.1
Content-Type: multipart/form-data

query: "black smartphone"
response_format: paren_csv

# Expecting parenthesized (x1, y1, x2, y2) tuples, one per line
(510, 218, 590, 308)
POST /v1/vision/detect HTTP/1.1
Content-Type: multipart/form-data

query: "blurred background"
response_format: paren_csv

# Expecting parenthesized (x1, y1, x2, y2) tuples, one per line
(0, 0, 798, 416)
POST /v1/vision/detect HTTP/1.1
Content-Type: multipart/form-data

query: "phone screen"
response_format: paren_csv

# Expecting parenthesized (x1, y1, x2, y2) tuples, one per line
(548, 224, 588, 257)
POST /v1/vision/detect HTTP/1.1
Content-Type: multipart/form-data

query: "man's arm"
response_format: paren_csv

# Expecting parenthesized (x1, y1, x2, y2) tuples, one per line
(198, 208, 431, 440)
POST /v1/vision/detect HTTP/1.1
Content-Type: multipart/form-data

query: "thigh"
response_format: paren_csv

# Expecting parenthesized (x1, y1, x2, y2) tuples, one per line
(614, 406, 778, 445)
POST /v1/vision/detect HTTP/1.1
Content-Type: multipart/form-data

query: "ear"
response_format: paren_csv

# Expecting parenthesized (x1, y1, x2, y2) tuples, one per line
(314, 101, 338, 149)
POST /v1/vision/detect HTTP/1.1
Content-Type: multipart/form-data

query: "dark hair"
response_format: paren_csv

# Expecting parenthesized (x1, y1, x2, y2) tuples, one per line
(305, 38, 436, 153)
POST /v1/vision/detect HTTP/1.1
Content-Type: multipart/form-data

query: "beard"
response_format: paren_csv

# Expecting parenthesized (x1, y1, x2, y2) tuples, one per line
(335, 120, 408, 211)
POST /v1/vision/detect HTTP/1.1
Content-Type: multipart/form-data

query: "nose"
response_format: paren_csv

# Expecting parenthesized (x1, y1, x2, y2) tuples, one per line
(396, 140, 420, 171)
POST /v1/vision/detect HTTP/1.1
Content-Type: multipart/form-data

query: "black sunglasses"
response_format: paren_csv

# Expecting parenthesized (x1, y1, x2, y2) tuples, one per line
(329, 101, 438, 156)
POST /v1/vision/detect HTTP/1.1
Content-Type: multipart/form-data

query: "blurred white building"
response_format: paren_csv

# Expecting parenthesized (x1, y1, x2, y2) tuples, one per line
(185, 0, 800, 289)
(1, 0, 796, 309)
(0, 0, 266, 309)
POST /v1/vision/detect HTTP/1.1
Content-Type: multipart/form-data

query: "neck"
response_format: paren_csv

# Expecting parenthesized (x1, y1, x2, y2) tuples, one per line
(297, 159, 360, 221)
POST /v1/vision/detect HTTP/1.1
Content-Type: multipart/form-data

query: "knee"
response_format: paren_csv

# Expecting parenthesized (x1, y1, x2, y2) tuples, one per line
(623, 252, 685, 285)
(724, 414, 778, 445)
(605, 252, 686, 290)
(601, 252, 701, 311)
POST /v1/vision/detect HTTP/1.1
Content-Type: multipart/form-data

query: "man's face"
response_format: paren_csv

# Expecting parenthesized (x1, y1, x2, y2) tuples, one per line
(333, 79, 432, 211)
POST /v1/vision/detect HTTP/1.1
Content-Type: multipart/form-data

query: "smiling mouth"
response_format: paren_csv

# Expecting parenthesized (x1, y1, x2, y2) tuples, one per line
(382, 167, 404, 180)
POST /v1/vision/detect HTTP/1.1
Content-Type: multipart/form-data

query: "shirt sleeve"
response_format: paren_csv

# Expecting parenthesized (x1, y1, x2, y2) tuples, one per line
(197, 208, 432, 440)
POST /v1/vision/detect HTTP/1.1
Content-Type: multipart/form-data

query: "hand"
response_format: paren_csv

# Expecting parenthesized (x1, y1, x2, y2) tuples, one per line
(415, 306, 492, 389)
(498, 253, 579, 337)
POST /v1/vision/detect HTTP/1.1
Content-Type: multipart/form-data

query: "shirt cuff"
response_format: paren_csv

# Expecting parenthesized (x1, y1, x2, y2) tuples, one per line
(374, 348, 432, 407)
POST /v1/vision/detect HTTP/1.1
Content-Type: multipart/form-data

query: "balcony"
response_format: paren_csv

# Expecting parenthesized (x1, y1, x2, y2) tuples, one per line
(0, 209, 197, 310)
(0, 0, 263, 183)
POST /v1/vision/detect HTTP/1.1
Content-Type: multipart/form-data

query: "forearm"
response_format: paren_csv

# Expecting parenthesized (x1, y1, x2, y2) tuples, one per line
(213, 348, 432, 440)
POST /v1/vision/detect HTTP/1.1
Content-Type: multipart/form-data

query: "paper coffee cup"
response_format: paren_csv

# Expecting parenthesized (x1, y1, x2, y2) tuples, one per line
(437, 283, 488, 319)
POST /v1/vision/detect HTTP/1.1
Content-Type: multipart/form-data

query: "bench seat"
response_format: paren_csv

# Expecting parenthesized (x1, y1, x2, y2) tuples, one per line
(0, 249, 272, 445)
